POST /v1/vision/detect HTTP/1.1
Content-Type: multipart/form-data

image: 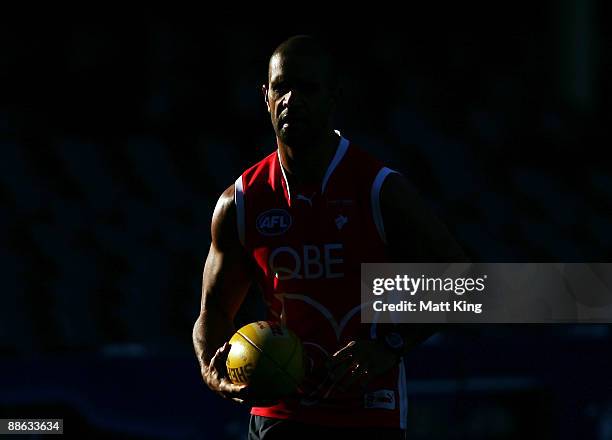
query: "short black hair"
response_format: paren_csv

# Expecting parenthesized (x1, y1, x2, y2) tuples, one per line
(268, 35, 339, 89)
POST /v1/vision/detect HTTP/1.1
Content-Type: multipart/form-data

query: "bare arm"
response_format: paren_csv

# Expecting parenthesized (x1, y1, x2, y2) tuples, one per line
(379, 172, 469, 351)
(192, 184, 254, 400)
(329, 173, 470, 391)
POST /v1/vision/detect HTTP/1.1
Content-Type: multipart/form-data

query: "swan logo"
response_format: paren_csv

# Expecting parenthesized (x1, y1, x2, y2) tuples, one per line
(275, 293, 361, 341)
(256, 209, 292, 236)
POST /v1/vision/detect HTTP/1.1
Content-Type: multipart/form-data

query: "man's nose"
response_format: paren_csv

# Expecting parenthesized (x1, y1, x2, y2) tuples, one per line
(282, 90, 293, 107)
(282, 90, 303, 108)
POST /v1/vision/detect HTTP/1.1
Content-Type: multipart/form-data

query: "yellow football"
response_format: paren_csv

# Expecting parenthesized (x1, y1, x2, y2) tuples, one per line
(226, 321, 304, 399)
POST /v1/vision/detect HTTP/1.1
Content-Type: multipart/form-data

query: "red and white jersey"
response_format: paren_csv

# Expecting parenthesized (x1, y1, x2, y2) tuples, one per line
(234, 132, 407, 428)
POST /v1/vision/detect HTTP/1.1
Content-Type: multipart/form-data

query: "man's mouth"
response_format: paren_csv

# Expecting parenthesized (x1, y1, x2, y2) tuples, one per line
(280, 115, 305, 129)
(280, 111, 305, 124)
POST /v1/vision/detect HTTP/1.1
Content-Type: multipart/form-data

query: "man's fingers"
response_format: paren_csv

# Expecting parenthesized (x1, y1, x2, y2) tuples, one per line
(217, 380, 250, 403)
(326, 359, 363, 395)
(332, 340, 356, 358)
(208, 347, 221, 368)
(221, 341, 231, 353)
(337, 363, 369, 393)
(220, 380, 247, 396)
(211, 342, 231, 370)
(218, 342, 231, 358)
(323, 363, 362, 399)
(328, 342, 356, 368)
(209, 343, 226, 367)
(329, 352, 352, 368)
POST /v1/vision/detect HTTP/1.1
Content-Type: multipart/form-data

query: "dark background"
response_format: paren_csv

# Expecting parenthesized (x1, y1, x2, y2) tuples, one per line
(1, 4, 611, 439)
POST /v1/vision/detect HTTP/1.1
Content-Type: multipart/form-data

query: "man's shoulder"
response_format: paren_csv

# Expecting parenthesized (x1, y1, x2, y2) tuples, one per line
(345, 142, 384, 165)
(336, 141, 387, 184)
(240, 149, 278, 182)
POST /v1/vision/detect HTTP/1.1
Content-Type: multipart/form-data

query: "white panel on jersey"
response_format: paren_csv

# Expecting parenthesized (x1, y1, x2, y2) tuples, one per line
(234, 175, 246, 246)
(277, 149, 292, 203)
(321, 134, 349, 194)
(371, 167, 398, 244)
(399, 358, 408, 429)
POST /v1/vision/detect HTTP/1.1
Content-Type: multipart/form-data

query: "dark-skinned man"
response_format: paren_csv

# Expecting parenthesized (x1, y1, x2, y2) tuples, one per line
(193, 35, 467, 439)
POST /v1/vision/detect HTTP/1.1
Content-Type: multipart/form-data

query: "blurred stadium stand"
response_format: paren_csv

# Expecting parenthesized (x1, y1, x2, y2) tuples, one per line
(1, 4, 611, 439)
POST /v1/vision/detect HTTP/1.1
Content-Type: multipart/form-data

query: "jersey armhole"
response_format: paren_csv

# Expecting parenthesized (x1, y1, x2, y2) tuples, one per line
(234, 175, 246, 247)
(371, 167, 399, 245)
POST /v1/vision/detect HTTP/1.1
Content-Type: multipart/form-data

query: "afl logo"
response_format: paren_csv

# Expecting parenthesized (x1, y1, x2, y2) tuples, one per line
(256, 209, 292, 236)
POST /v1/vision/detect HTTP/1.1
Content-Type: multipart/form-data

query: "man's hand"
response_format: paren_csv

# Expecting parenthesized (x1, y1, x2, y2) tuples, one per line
(202, 342, 280, 407)
(202, 342, 248, 404)
(325, 339, 399, 396)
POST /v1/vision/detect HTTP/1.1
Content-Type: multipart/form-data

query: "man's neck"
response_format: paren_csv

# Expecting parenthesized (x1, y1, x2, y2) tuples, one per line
(277, 131, 340, 190)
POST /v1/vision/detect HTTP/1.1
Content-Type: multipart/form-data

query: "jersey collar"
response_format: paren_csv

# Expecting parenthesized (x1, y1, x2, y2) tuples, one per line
(277, 130, 350, 205)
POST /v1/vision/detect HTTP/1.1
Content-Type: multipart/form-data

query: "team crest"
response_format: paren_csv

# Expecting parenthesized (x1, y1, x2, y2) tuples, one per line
(335, 215, 348, 230)
(256, 209, 292, 236)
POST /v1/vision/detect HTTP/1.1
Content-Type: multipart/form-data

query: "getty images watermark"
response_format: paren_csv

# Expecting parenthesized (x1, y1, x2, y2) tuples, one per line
(361, 263, 612, 323)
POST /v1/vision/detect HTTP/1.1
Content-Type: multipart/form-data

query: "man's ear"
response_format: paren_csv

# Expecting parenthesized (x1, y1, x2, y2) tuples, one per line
(262, 84, 270, 113)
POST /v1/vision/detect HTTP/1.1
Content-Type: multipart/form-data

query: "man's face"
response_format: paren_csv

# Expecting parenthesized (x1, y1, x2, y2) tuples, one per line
(263, 52, 336, 146)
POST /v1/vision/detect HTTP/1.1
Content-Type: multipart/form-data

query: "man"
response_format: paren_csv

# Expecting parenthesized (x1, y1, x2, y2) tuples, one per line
(193, 35, 466, 439)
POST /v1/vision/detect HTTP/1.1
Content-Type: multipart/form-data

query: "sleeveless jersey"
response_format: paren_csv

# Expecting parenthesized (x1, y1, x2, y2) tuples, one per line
(234, 133, 408, 428)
